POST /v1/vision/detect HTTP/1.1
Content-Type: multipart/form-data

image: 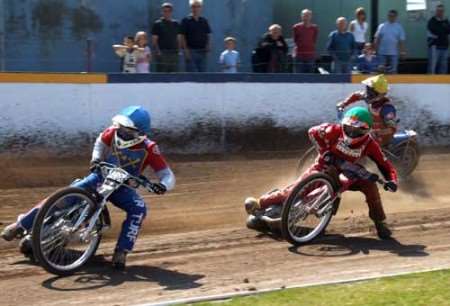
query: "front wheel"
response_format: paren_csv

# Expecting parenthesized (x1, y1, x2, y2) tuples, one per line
(281, 173, 339, 246)
(32, 187, 103, 276)
(296, 147, 318, 176)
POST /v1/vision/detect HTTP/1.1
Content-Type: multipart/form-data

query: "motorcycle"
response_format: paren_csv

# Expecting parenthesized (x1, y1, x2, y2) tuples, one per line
(31, 162, 158, 276)
(297, 111, 420, 179)
(282, 158, 386, 246)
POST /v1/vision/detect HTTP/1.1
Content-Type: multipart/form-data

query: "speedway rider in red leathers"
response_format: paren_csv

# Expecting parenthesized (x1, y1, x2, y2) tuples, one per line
(245, 107, 398, 239)
(338, 74, 397, 147)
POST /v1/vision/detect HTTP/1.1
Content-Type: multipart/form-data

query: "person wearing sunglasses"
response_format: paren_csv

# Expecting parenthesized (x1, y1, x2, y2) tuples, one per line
(245, 107, 398, 240)
(337, 74, 397, 147)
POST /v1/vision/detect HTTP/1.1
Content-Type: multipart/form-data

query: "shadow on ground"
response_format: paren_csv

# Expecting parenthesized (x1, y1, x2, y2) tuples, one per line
(288, 234, 429, 258)
(41, 256, 204, 292)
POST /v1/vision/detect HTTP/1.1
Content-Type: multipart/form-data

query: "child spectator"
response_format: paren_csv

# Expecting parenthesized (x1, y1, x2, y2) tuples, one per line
(219, 37, 240, 73)
(113, 36, 140, 73)
(357, 43, 381, 74)
(135, 31, 152, 73)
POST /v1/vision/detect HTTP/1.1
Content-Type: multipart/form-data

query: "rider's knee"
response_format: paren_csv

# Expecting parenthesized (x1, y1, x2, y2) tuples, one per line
(127, 199, 148, 219)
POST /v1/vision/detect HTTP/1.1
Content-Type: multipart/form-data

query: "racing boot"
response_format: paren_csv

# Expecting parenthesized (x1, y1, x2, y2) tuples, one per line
(1, 223, 25, 241)
(245, 197, 267, 231)
(112, 249, 127, 271)
(375, 221, 392, 240)
(19, 235, 34, 260)
(244, 197, 261, 215)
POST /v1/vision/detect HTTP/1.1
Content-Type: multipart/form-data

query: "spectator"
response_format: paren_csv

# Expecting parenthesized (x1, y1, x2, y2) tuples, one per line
(219, 37, 240, 73)
(427, 4, 450, 74)
(327, 17, 355, 74)
(113, 36, 140, 73)
(135, 31, 152, 73)
(254, 24, 288, 73)
(349, 7, 369, 54)
(374, 10, 406, 74)
(292, 9, 319, 73)
(357, 43, 381, 74)
(180, 0, 212, 72)
(152, 2, 181, 73)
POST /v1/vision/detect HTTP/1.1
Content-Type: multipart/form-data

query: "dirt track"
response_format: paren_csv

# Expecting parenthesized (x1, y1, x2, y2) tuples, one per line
(1, 152, 450, 306)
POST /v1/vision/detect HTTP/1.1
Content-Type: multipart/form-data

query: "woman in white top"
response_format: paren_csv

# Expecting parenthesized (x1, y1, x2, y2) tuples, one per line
(135, 31, 152, 73)
(349, 7, 369, 54)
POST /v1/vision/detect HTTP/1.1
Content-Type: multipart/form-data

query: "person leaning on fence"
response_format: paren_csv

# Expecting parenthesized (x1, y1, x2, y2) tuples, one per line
(253, 24, 288, 73)
(357, 43, 382, 74)
(180, 0, 212, 72)
(292, 9, 319, 73)
(219, 37, 240, 73)
(349, 7, 369, 54)
(374, 10, 406, 74)
(151, 2, 182, 73)
(427, 4, 450, 74)
(327, 17, 356, 74)
(113, 36, 141, 73)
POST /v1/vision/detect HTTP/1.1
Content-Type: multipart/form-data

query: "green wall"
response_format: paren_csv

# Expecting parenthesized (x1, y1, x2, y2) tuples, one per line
(274, 0, 450, 59)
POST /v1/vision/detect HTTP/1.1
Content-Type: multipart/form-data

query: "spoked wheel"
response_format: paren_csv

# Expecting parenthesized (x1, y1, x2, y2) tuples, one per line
(32, 187, 103, 276)
(296, 147, 318, 176)
(281, 173, 339, 246)
(387, 142, 420, 179)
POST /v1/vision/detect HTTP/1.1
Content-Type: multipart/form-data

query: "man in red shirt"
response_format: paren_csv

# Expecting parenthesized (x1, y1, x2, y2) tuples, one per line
(293, 9, 319, 73)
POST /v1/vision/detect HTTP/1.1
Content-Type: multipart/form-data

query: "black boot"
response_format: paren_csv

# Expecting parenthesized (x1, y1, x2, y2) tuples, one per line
(112, 249, 127, 270)
(375, 221, 392, 240)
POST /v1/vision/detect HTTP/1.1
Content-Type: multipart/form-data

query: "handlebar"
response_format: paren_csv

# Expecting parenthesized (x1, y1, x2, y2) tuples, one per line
(94, 162, 158, 193)
(329, 158, 387, 186)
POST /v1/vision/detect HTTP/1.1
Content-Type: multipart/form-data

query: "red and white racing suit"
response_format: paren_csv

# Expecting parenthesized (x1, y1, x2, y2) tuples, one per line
(341, 92, 397, 147)
(259, 123, 398, 222)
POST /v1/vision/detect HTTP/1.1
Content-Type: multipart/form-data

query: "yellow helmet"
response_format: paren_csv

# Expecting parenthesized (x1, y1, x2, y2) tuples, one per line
(362, 74, 389, 94)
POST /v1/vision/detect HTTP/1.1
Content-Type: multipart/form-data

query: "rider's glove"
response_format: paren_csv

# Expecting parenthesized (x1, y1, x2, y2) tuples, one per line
(152, 183, 167, 195)
(336, 102, 345, 113)
(384, 181, 398, 193)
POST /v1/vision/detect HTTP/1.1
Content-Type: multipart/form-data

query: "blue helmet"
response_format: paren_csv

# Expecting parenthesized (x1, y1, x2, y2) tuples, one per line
(112, 106, 151, 149)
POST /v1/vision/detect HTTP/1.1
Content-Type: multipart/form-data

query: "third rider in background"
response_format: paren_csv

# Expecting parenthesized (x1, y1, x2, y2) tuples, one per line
(337, 74, 397, 147)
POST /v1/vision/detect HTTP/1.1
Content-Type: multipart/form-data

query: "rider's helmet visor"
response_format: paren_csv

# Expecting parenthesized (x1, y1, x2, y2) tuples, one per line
(117, 126, 141, 141)
(366, 86, 379, 102)
(343, 124, 370, 139)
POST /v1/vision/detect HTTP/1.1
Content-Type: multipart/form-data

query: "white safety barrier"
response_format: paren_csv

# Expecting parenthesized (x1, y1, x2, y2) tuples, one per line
(0, 83, 449, 154)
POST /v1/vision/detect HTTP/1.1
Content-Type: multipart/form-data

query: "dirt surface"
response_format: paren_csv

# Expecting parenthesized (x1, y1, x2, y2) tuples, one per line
(1, 152, 450, 306)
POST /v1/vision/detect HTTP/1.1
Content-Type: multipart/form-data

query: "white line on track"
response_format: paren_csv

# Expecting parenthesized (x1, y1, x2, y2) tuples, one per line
(134, 220, 450, 306)
(136, 266, 450, 306)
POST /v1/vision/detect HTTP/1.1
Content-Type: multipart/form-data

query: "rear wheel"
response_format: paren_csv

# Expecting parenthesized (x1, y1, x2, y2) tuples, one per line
(32, 187, 103, 276)
(296, 147, 318, 176)
(281, 173, 339, 246)
(388, 142, 420, 179)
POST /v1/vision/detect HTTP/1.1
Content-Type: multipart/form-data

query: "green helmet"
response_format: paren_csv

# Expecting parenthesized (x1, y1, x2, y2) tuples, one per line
(342, 106, 373, 129)
(341, 107, 373, 145)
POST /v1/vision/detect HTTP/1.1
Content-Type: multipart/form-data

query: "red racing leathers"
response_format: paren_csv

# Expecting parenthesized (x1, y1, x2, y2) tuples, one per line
(259, 123, 398, 222)
(340, 92, 397, 147)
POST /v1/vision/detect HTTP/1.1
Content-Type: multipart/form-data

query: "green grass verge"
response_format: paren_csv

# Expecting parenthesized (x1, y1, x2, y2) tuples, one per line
(193, 270, 450, 306)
